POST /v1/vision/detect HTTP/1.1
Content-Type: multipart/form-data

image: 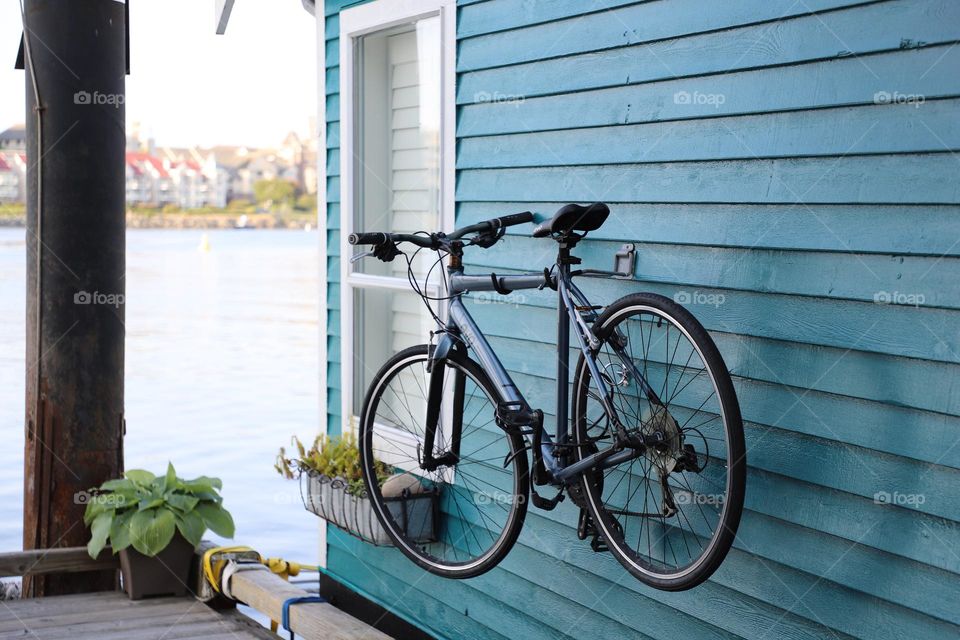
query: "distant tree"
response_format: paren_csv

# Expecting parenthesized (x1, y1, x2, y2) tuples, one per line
(295, 193, 318, 212)
(253, 179, 296, 209)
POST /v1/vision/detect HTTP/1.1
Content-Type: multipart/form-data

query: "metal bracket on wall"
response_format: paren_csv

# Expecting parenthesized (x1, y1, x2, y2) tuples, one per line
(576, 243, 636, 280)
(612, 243, 636, 279)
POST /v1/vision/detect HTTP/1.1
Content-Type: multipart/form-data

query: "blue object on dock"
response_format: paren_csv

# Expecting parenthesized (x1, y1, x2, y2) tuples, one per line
(281, 595, 326, 639)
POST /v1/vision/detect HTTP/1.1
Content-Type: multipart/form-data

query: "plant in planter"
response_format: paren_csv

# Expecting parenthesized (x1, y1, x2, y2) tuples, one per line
(84, 462, 235, 599)
(275, 431, 391, 494)
(276, 432, 437, 545)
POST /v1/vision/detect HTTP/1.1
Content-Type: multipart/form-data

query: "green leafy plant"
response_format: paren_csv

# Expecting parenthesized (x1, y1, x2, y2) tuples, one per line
(275, 431, 390, 496)
(84, 462, 235, 558)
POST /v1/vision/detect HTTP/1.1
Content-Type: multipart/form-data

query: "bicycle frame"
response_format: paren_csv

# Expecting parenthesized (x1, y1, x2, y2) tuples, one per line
(429, 245, 655, 486)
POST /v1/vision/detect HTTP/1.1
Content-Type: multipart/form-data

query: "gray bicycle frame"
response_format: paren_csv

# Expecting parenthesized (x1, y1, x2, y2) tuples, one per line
(435, 263, 655, 484)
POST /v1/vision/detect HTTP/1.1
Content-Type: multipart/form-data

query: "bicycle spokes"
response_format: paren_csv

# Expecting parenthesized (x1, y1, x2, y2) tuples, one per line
(360, 348, 528, 575)
(577, 303, 737, 576)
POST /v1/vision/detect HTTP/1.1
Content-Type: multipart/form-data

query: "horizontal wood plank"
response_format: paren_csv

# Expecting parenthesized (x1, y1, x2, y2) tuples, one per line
(458, 0, 960, 96)
(0, 546, 118, 577)
(457, 155, 960, 205)
(455, 201, 960, 256)
(0, 593, 274, 639)
(227, 566, 390, 640)
(457, 46, 960, 134)
(457, 0, 874, 70)
(457, 100, 960, 167)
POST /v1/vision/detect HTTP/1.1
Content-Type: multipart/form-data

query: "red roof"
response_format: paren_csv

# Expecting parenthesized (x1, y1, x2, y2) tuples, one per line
(169, 159, 202, 173)
(126, 152, 170, 179)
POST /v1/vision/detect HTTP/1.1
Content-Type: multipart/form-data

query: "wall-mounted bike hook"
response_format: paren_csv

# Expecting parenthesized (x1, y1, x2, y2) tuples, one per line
(575, 243, 636, 280)
(612, 243, 636, 279)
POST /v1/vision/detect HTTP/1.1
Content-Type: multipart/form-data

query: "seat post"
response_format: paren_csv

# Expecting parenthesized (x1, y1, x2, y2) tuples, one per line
(554, 238, 580, 450)
(556, 255, 570, 449)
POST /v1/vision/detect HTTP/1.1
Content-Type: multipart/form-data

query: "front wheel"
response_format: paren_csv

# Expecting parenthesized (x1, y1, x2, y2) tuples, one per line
(573, 293, 746, 591)
(359, 345, 529, 578)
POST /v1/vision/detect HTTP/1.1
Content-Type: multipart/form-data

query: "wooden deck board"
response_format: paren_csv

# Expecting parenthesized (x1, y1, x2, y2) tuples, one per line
(0, 592, 276, 639)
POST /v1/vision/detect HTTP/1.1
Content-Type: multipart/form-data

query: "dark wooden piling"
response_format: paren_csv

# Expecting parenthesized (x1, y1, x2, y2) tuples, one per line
(21, 0, 127, 596)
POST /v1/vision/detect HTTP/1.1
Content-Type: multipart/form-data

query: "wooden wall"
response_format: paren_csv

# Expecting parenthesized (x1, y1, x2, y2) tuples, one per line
(322, 1, 960, 638)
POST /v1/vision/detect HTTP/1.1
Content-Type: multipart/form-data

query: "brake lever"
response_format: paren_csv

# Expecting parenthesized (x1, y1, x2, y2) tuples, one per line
(472, 226, 505, 249)
(350, 250, 374, 264)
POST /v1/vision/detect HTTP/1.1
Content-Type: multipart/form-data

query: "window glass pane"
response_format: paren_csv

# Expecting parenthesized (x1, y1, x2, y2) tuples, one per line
(352, 287, 433, 416)
(353, 16, 441, 279)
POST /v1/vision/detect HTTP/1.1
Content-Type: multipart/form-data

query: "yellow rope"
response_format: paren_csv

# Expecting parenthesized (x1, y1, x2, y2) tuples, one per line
(263, 557, 320, 580)
(202, 545, 262, 594)
(201, 547, 320, 634)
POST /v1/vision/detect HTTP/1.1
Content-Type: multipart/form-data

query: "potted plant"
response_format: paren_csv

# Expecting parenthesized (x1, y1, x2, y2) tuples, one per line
(276, 432, 437, 545)
(84, 462, 235, 599)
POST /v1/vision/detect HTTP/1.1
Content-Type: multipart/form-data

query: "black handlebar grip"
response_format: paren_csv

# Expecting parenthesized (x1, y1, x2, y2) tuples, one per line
(348, 232, 389, 245)
(494, 211, 534, 228)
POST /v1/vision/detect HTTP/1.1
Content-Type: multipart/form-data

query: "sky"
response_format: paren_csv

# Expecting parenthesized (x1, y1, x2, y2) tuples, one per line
(0, 1, 318, 148)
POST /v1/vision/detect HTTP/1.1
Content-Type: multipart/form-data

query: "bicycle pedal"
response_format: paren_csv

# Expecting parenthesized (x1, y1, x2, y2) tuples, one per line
(531, 487, 564, 511)
(590, 535, 610, 553)
(577, 508, 615, 553)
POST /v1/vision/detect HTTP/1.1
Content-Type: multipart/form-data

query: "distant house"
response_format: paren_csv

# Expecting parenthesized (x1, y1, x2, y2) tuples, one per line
(125, 152, 176, 207)
(305, 1, 960, 640)
(162, 149, 229, 209)
(124, 149, 228, 209)
(0, 124, 26, 151)
(0, 154, 19, 203)
(0, 152, 26, 203)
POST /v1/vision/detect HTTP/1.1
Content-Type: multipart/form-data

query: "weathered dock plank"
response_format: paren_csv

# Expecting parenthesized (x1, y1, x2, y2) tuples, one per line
(0, 547, 118, 577)
(229, 567, 391, 640)
(0, 592, 275, 640)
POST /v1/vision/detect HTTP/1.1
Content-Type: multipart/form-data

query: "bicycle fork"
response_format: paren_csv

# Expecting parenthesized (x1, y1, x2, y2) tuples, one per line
(419, 339, 463, 472)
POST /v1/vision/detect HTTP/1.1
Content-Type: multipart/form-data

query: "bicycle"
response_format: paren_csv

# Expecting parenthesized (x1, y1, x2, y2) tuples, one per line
(348, 203, 745, 591)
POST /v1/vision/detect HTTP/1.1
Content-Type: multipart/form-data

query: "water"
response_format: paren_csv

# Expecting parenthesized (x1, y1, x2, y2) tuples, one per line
(0, 228, 322, 566)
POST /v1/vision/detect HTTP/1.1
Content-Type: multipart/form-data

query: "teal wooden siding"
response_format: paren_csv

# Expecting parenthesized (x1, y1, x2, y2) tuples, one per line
(322, 1, 960, 638)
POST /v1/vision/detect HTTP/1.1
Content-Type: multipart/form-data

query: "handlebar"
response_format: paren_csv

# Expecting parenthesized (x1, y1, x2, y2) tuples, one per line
(348, 231, 436, 248)
(348, 211, 534, 248)
(448, 211, 533, 240)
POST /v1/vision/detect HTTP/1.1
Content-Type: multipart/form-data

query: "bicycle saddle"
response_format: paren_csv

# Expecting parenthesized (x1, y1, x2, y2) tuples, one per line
(532, 203, 610, 238)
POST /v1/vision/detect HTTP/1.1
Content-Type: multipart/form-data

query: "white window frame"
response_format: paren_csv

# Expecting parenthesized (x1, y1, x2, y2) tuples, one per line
(338, 0, 456, 431)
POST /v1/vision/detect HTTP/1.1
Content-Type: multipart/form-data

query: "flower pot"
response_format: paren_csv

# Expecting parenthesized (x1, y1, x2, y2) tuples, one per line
(300, 471, 438, 546)
(119, 532, 195, 600)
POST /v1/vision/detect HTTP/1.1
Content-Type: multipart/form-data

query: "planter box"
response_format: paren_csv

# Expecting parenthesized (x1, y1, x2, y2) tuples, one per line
(119, 532, 194, 600)
(300, 471, 438, 546)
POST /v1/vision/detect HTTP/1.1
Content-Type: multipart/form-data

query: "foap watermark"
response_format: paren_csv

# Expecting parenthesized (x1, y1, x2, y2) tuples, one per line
(675, 491, 724, 506)
(873, 291, 925, 307)
(674, 90, 726, 109)
(674, 290, 725, 308)
(874, 490, 925, 507)
(473, 90, 525, 107)
(474, 491, 525, 506)
(74, 490, 128, 508)
(74, 90, 125, 109)
(873, 91, 925, 108)
(74, 290, 125, 308)
(474, 291, 527, 308)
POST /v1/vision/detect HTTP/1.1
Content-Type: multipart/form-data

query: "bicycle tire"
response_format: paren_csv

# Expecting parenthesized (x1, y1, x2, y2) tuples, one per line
(572, 293, 746, 591)
(359, 345, 529, 578)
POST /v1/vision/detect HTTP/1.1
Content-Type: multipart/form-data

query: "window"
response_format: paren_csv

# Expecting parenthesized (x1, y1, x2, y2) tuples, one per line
(339, 0, 455, 424)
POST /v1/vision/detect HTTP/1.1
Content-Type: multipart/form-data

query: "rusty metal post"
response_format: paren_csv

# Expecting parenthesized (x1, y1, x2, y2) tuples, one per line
(22, 0, 126, 596)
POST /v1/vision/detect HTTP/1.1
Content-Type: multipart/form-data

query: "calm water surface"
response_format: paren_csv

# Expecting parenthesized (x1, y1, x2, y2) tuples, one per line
(0, 228, 322, 565)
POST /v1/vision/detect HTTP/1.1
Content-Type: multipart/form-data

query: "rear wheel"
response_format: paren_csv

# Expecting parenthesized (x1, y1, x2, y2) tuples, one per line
(573, 293, 745, 590)
(359, 345, 529, 578)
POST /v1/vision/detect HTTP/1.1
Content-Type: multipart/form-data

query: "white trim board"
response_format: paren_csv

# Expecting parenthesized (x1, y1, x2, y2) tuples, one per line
(338, 0, 457, 432)
(315, 5, 328, 569)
